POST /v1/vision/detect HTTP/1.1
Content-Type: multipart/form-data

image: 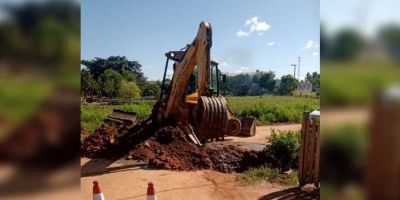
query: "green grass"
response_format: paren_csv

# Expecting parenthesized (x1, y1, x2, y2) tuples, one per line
(293, 91, 318, 99)
(0, 74, 53, 124)
(322, 59, 400, 106)
(81, 95, 319, 132)
(238, 165, 298, 186)
(226, 96, 319, 124)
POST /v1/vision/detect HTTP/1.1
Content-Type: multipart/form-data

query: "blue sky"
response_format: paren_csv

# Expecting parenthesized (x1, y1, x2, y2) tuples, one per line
(81, 0, 320, 81)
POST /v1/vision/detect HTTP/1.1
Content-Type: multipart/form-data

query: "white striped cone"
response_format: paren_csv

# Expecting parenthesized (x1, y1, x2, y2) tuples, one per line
(146, 182, 158, 200)
(93, 180, 106, 200)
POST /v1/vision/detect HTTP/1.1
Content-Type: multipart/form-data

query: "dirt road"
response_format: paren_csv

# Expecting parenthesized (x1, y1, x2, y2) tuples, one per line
(226, 124, 301, 144)
(322, 107, 369, 128)
(81, 166, 287, 200)
(81, 124, 303, 200)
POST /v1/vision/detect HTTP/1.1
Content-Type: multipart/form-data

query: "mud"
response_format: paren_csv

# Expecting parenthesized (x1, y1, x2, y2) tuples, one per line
(81, 123, 267, 173)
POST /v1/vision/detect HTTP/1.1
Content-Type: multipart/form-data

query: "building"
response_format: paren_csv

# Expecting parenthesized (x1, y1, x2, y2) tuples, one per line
(296, 80, 312, 93)
(226, 69, 264, 77)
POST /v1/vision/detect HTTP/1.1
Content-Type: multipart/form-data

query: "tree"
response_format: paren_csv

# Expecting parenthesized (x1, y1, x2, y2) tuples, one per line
(220, 74, 252, 96)
(232, 74, 252, 96)
(252, 73, 261, 84)
(81, 69, 99, 97)
(119, 80, 141, 102)
(142, 82, 161, 97)
(81, 56, 146, 87)
(0, 0, 80, 68)
(100, 69, 122, 98)
(332, 29, 364, 60)
(379, 24, 400, 62)
(259, 71, 276, 93)
(320, 24, 330, 59)
(279, 75, 298, 95)
(305, 72, 320, 92)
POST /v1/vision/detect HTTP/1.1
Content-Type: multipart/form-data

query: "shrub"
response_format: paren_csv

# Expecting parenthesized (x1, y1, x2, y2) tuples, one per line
(119, 79, 141, 102)
(266, 129, 301, 171)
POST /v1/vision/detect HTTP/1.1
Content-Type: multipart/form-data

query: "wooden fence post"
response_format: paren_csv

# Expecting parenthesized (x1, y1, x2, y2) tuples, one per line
(299, 111, 320, 187)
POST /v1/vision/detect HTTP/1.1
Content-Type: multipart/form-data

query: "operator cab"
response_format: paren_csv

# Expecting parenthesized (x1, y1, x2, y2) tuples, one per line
(185, 60, 221, 104)
(160, 49, 222, 105)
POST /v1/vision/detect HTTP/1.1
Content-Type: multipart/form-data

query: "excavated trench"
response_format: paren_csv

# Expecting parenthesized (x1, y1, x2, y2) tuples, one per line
(81, 121, 268, 173)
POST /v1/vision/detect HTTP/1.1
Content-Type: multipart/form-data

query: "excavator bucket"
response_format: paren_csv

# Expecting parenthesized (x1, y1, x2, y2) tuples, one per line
(104, 109, 138, 129)
(239, 117, 256, 136)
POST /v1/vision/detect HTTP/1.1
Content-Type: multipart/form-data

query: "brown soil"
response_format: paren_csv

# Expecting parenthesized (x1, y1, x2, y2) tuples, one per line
(0, 90, 80, 167)
(81, 123, 266, 173)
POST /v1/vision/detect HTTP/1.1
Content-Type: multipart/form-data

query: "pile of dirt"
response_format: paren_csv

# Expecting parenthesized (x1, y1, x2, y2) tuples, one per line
(206, 145, 264, 172)
(127, 126, 213, 170)
(81, 124, 266, 173)
(80, 124, 120, 158)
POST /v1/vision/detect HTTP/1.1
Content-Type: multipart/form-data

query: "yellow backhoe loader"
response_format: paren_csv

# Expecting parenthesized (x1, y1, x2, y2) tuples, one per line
(107, 21, 256, 145)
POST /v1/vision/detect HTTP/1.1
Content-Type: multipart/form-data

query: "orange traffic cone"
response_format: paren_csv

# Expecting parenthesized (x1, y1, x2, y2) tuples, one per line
(93, 180, 106, 200)
(146, 182, 158, 200)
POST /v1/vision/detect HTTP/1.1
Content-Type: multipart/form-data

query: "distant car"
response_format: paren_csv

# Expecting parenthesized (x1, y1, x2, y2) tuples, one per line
(310, 108, 320, 121)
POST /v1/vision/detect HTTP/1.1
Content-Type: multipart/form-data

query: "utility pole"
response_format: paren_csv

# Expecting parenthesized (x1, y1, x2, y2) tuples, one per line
(298, 57, 301, 81)
(291, 64, 296, 78)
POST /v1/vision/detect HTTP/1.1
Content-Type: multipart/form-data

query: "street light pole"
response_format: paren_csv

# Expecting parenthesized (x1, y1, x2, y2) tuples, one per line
(298, 57, 301, 81)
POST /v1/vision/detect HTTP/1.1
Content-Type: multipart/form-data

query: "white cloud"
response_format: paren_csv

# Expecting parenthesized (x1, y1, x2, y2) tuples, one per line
(304, 40, 314, 49)
(312, 51, 319, 56)
(240, 66, 249, 70)
(236, 16, 270, 37)
(235, 70, 243, 73)
(304, 40, 320, 50)
(245, 17, 270, 32)
(236, 30, 250, 37)
(267, 41, 275, 46)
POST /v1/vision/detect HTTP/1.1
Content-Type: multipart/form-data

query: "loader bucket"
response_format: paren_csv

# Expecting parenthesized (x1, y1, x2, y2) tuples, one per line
(104, 109, 138, 129)
(239, 117, 256, 136)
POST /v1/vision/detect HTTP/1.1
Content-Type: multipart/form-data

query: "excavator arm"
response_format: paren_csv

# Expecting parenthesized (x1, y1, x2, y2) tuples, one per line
(164, 21, 212, 119)
(150, 21, 256, 144)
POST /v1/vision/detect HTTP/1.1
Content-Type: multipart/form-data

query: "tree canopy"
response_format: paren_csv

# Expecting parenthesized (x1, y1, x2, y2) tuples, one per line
(305, 72, 320, 92)
(81, 56, 146, 87)
(81, 69, 99, 97)
(332, 29, 364, 60)
(0, 0, 80, 67)
(81, 56, 163, 99)
(259, 71, 276, 93)
(279, 75, 298, 95)
(119, 80, 141, 102)
(100, 69, 123, 98)
(379, 24, 400, 62)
